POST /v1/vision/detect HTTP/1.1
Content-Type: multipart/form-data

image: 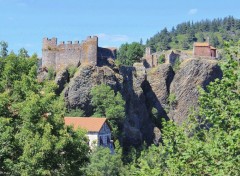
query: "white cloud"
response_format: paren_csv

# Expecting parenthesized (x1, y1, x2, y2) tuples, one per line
(96, 33, 129, 42)
(188, 8, 198, 15)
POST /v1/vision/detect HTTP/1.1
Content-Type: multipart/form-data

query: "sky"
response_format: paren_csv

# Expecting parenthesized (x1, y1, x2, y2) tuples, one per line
(0, 0, 240, 56)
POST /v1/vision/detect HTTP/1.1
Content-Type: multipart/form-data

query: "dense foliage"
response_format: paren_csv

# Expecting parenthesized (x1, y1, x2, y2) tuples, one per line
(116, 42, 144, 66)
(147, 16, 240, 51)
(90, 84, 125, 138)
(85, 141, 127, 176)
(0, 53, 90, 175)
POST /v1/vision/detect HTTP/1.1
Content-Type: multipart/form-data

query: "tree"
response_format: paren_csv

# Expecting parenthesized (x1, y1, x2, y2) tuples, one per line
(126, 42, 144, 65)
(210, 34, 220, 47)
(18, 48, 29, 58)
(0, 41, 8, 58)
(0, 53, 90, 175)
(117, 43, 129, 65)
(181, 38, 189, 50)
(117, 42, 144, 66)
(198, 32, 205, 42)
(90, 84, 125, 138)
(85, 141, 126, 176)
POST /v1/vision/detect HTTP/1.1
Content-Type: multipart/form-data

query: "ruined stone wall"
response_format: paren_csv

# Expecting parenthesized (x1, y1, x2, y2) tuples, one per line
(166, 51, 180, 65)
(42, 36, 117, 72)
(56, 41, 82, 71)
(97, 47, 117, 66)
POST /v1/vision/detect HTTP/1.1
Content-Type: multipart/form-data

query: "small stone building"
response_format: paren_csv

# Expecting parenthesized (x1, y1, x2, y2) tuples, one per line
(193, 42, 216, 58)
(64, 117, 114, 151)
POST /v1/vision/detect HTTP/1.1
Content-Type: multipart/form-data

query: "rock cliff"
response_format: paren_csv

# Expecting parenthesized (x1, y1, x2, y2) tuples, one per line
(62, 58, 222, 146)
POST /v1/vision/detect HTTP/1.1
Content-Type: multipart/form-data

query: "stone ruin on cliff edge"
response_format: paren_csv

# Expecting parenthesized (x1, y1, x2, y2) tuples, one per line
(143, 42, 217, 68)
(42, 36, 117, 72)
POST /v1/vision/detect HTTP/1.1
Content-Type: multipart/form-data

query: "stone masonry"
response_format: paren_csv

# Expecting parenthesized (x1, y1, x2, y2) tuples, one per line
(42, 36, 116, 71)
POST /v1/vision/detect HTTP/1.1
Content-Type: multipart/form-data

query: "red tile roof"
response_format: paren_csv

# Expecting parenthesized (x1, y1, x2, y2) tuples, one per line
(194, 42, 210, 47)
(64, 117, 107, 132)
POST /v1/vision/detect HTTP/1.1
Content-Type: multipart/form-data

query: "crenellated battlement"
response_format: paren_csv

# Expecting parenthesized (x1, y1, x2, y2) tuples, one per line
(42, 36, 116, 72)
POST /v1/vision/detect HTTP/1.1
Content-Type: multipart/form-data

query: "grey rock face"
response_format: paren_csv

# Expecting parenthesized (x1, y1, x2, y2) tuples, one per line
(120, 63, 154, 146)
(146, 64, 174, 119)
(64, 65, 122, 116)
(168, 59, 222, 124)
(55, 69, 69, 95)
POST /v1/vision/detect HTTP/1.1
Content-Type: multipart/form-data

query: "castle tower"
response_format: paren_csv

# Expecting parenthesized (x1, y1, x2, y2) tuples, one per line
(80, 36, 98, 65)
(42, 38, 57, 70)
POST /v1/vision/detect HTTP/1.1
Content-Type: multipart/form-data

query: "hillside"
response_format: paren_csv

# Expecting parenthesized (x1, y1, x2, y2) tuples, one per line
(146, 16, 240, 51)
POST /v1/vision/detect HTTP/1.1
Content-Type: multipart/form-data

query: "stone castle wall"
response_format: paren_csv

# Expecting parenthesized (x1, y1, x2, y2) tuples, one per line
(42, 36, 116, 72)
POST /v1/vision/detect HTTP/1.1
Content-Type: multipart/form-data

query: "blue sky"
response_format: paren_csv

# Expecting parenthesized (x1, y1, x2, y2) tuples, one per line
(0, 0, 240, 56)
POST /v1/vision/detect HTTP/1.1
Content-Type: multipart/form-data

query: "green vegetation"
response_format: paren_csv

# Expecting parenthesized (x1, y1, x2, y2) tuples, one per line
(172, 57, 181, 72)
(0, 41, 8, 58)
(65, 108, 85, 117)
(147, 16, 240, 51)
(85, 141, 126, 176)
(90, 84, 125, 138)
(168, 93, 177, 107)
(157, 54, 165, 64)
(67, 65, 78, 78)
(47, 67, 56, 80)
(0, 52, 89, 175)
(117, 42, 144, 66)
(18, 47, 29, 58)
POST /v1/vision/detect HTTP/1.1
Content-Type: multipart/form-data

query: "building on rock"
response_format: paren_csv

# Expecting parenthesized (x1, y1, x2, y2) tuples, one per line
(193, 42, 217, 58)
(42, 36, 117, 72)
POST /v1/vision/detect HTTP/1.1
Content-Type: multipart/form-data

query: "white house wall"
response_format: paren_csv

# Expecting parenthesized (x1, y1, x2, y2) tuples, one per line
(87, 132, 98, 149)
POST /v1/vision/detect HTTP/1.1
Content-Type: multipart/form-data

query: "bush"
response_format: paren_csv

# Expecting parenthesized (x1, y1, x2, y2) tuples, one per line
(172, 57, 181, 72)
(158, 54, 165, 64)
(67, 66, 78, 78)
(47, 67, 55, 80)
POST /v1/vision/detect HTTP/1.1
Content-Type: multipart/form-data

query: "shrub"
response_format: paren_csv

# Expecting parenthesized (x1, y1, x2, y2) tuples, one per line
(47, 67, 55, 80)
(158, 54, 165, 64)
(67, 66, 78, 78)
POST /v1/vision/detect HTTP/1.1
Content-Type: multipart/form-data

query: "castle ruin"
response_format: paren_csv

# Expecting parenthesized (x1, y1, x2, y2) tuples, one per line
(42, 36, 116, 71)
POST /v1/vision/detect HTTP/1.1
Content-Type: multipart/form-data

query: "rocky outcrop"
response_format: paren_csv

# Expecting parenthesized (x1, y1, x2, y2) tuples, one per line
(146, 64, 174, 119)
(55, 69, 69, 95)
(120, 63, 154, 146)
(64, 65, 122, 116)
(62, 58, 222, 146)
(168, 59, 222, 124)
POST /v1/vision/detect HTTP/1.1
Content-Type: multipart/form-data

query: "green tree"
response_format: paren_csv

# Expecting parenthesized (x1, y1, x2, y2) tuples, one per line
(85, 141, 126, 176)
(90, 84, 125, 138)
(0, 41, 8, 58)
(181, 38, 189, 50)
(117, 42, 144, 66)
(66, 108, 85, 117)
(198, 32, 205, 42)
(0, 53, 90, 175)
(126, 42, 144, 65)
(18, 48, 29, 58)
(117, 43, 129, 65)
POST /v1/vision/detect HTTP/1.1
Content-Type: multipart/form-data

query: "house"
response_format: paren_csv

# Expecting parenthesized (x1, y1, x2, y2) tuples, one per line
(193, 42, 217, 58)
(64, 117, 114, 151)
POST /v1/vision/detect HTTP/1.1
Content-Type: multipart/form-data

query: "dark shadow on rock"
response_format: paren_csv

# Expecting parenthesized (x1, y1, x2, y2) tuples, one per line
(141, 79, 170, 126)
